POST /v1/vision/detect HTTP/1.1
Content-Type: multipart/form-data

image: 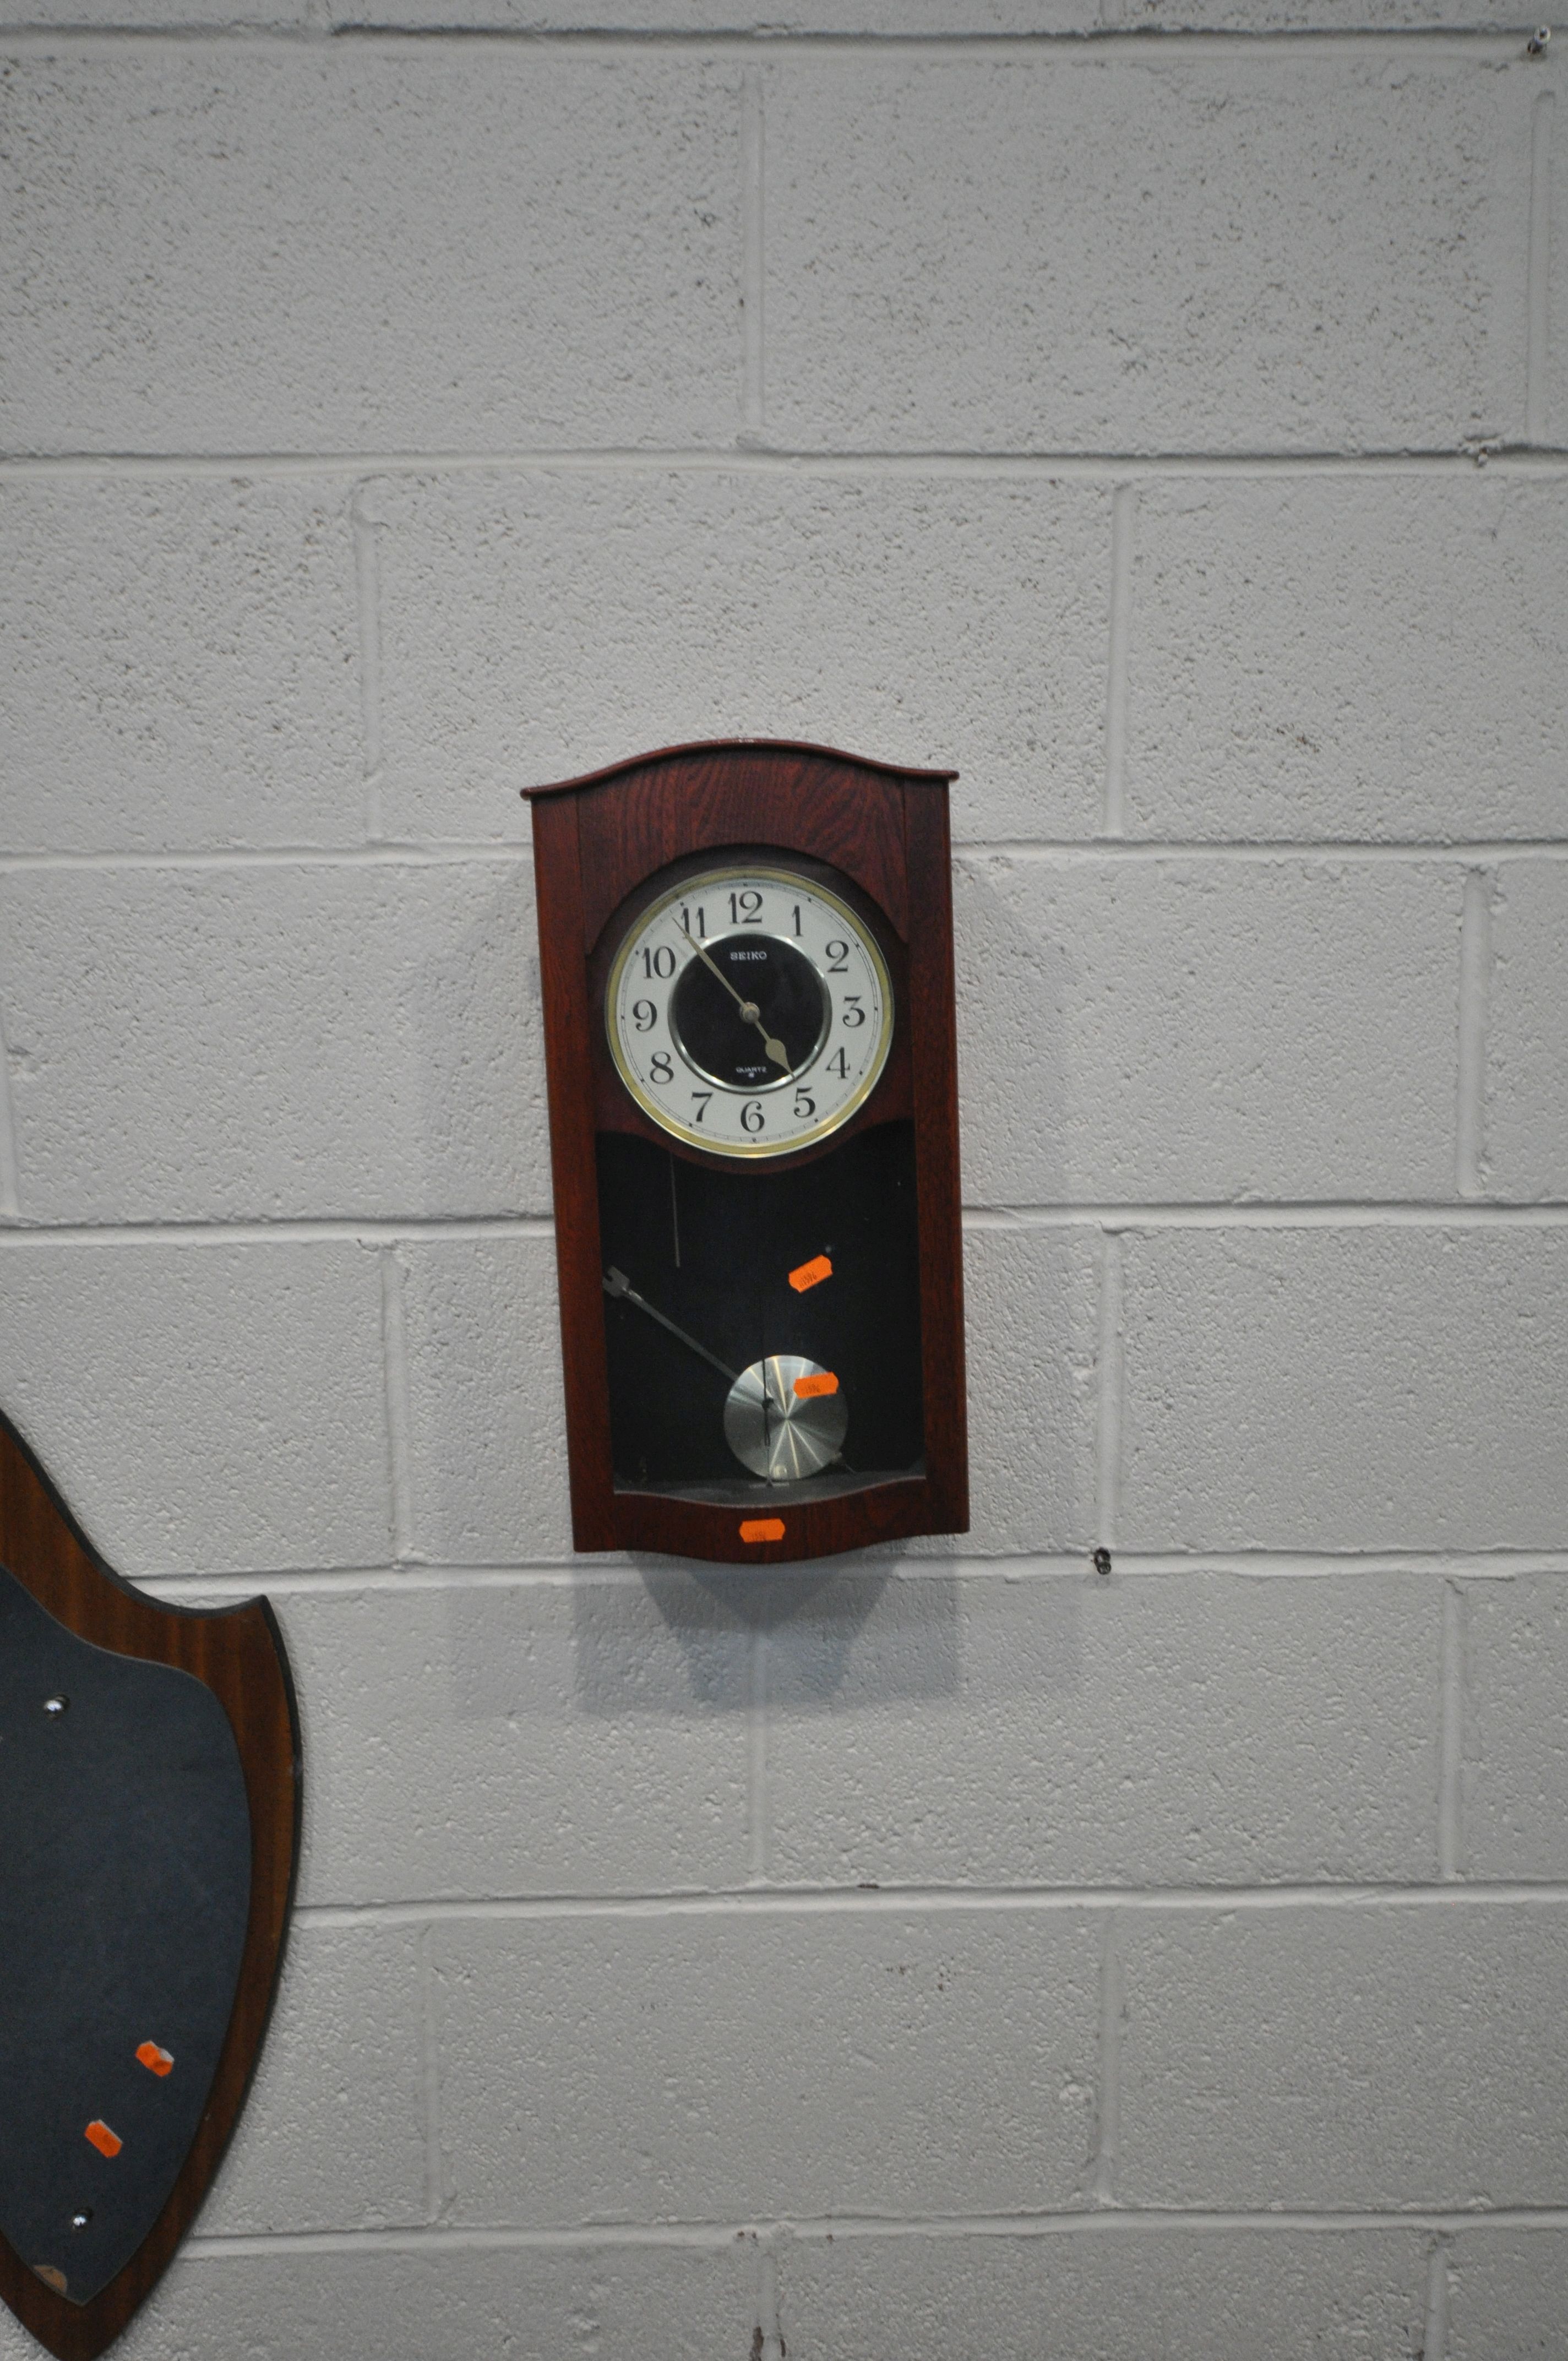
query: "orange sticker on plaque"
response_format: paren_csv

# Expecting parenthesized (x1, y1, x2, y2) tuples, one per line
(739, 1518, 786, 1543)
(136, 2042, 175, 2077)
(84, 2121, 123, 2159)
(788, 1254, 833, 1293)
(793, 1371, 839, 1399)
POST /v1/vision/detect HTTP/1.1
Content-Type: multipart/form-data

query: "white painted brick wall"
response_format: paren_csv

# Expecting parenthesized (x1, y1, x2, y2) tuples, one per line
(1, 9, 1562, 2358)
(375, 470, 1112, 844)
(1117, 1904, 1568, 2206)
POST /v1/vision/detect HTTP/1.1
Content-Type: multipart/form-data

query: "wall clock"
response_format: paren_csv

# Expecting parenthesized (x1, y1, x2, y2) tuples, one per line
(525, 739, 968, 1565)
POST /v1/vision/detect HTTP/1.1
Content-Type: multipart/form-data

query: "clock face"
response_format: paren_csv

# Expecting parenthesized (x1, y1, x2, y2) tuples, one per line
(606, 866, 893, 1159)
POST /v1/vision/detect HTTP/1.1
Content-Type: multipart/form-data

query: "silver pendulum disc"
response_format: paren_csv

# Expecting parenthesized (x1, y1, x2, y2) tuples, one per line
(723, 1355, 848, 1484)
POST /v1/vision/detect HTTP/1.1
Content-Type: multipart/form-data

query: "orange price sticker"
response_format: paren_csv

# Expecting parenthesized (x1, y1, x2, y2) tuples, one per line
(84, 2121, 122, 2159)
(788, 1254, 833, 1294)
(136, 2042, 175, 2078)
(739, 1518, 786, 1544)
(793, 1371, 839, 1400)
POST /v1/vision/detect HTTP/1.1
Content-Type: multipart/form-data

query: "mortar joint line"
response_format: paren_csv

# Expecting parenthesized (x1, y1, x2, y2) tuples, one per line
(1439, 1583, 1468, 1883)
(1102, 482, 1135, 837)
(8, 447, 1568, 487)
(1088, 1908, 1126, 2207)
(747, 1622, 769, 1887)
(1527, 89, 1556, 447)
(378, 1242, 417, 1564)
(1423, 2231, 1453, 2361)
(0, 23, 1556, 54)
(742, 67, 766, 440)
(754, 2233, 785, 2361)
(1455, 867, 1495, 1201)
(417, 1922, 448, 2224)
(0, 995, 21, 1221)
(350, 476, 389, 842)
(1094, 1229, 1124, 1553)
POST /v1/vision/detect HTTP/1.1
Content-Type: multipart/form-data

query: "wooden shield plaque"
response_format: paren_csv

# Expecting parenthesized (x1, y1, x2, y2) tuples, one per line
(0, 1411, 300, 2360)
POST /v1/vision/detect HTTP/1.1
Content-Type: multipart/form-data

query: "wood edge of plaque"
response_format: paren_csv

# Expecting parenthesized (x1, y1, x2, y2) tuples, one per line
(0, 1409, 302, 2361)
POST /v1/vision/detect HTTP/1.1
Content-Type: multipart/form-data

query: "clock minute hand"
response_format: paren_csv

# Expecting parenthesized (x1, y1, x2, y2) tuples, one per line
(677, 924, 793, 1076)
(602, 1267, 741, 1384)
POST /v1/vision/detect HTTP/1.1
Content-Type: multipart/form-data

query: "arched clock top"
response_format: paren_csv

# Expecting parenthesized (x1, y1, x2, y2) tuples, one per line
(524, 741, 956, 955)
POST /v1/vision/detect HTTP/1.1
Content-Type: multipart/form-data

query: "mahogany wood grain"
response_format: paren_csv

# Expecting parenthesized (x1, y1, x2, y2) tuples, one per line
(0, 1411, 300, 2361)
(525, 741, 954, 955)
(527, 740, 970, 1567)
(530, 794, 618, 1551)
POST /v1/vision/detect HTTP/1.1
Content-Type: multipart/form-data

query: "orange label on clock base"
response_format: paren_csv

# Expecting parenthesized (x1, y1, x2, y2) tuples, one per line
(84, 2121, 122, 2158)
(137, 2042, 175, 2077)
(793, 1371, 839, 1399)
(788, 1254, 833, 1293)
(739, 1518, 786, 1544)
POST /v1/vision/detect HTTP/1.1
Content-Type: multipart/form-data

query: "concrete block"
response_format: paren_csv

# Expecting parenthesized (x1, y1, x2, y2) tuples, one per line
(400, 1236, 574, 1564)
(1118, 1903, 1568, 2206)
(202, 1924, 427, 2234)
(1123, 477, 1568, 842)
(1463, 1575, 1568, 1878)
(0, 476, 361, 855)
(1, 47, 742, 454)
(775, 2224, 1429, 2361)
(1117, 1229, 1568, 1552)
(36, 2243, 754, 2361)
(434, 1909, 1102, 2224)
(0, 862, 546, 1221)
(375, 470, 1110, 846)
(0, 1242, 389, 1578)
(950, 1225, 1100, 1558)
(955, 856, 1460, 1205)
(1488, 863, 1568, 1200)
(1447, 2227, 1568, 2361)
(765, 1570, 1441, 1889)
(285, 1576, 752, 1905)
(764, 55, 1525, 454)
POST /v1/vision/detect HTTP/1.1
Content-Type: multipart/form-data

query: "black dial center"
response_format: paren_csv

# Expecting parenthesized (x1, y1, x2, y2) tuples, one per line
(669, 933, 828, 1090)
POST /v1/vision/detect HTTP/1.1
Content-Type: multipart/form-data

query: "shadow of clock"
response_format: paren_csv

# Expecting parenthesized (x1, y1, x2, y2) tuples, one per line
(567, 1559, 962, 1715)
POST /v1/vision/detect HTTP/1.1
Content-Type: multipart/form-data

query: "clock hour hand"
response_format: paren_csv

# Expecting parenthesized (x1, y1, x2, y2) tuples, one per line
(602, 1266, 741, 1384)
(677, 924, 793, 1076)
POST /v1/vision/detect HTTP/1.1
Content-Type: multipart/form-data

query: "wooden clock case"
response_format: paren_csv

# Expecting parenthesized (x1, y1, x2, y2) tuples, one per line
(525, 738, 968, 1566)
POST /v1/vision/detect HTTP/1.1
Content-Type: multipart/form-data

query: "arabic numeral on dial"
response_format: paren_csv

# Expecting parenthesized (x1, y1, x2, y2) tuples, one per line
(741, 1100, 765, 1134)
(632, 998, 658, 1032)
(825, 939, 850, 972)
(649, 1052, 673, 1084)
(729, 888, 764, 924)
(791, 905, 803, 935)
(841, 995, 865, 1027)
(678, 905, 705, 936)
(640, 945, 676, 980)
(826, 1047, 850, 1079)
(793, 1089, 816, 1120)
(689, 1091, 713, 1124)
